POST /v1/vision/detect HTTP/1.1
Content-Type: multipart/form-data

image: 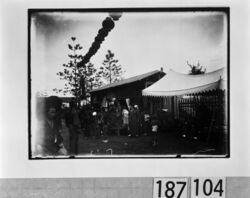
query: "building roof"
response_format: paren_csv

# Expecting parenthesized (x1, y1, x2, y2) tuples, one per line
(142, 67, 226, 97)
(90, 70, 165, 93)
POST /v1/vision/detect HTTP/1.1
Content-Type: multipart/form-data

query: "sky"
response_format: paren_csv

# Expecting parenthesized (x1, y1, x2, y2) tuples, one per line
(31, 11, 228, 96)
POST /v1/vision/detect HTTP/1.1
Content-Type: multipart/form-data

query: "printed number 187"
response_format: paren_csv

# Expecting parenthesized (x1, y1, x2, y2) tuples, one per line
(153, 178, 188, 198)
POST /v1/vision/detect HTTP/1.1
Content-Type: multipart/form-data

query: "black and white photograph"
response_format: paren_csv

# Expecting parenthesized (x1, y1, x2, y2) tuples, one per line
(2, 0, 250, 196)
(29, 8, 229, 159)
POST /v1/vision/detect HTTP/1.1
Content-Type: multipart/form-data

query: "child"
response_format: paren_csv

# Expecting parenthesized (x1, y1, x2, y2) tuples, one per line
(151, 114, 159, 146)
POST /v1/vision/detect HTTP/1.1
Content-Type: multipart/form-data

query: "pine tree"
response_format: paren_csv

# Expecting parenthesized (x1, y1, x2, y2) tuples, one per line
(53, 37, 101, 104)
(99, 50, 124, 84)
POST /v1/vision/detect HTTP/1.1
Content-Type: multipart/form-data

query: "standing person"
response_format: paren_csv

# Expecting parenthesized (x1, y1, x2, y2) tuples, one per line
(65, 101, 81, 156)
(129, 105, 140, 137)
(79, 104, 88, 137)
(99, 107, 108, 139)
(90, 109, 100, 138)
(151, 114, 160, 146)
(142, 110, 151, 136)
(122, 107, 129, 135)
(97, 108, 104, 136)
(114, 104, 123, 136)
(35, 103, 66, 156)
(134, 105, 141, 136)
(84, 105, 92, 137)
(107, 105, 117, 136)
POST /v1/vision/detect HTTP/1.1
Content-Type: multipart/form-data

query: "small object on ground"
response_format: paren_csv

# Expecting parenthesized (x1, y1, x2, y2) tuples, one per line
(102, 139, 109, 143)
(124, 142, 128, 146)
(182, 134, 186, 138)
(106, 148, 113, 155)
(193, 136, 198, 140)
(128, 134, 131, 137)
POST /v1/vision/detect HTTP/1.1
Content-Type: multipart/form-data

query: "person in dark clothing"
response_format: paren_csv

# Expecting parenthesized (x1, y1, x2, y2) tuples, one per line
(151, 114, 160, 146)
(79, 105, 88, 136)
(129, 105, 140, 137)
(89, 109, 100, 138)
(35, 106, 65, 156)
(102, 107, 109, 138)
(65, 101, 81, 156)
(196, 102, 212, 140)
(97, 107, 109, 138)
(141, 110, 151, 136)
(114, 105, 123, 136)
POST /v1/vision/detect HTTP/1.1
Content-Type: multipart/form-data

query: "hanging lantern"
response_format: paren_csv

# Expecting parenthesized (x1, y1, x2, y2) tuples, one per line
(91, 42, 100, 50)
(79, 14, 122, 68)
(102, 17, 115, 30)
(95, 34, 105, 43)
(98, 28, 109, 37)
(109, 12, 122, 21)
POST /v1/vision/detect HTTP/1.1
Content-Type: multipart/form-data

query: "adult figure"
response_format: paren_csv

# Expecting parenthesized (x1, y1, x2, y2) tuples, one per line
(89, 108, 100, 138)
(196, 101, 212, 140)
(107, 104, 118, 136)
(79, 104, 88, 136)
(65, 101, 81, 156)
(129, 105, 140, 137)
(102, 107, 109, 138)
(114, 104, 123, 136)
(122, 107, 129, 135)
(142, 110, 150, 136)
(35, 96, 66, 156)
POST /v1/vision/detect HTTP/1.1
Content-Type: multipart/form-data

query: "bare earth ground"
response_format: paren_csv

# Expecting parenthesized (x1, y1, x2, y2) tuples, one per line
(60, 127, 217, 157)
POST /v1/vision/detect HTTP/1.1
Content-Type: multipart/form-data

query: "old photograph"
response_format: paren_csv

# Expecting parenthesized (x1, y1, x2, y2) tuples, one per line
(29, 8, 229, 158)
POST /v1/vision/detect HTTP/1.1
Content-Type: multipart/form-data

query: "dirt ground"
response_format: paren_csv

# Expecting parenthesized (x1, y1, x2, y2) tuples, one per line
(60, 127, 219, 157)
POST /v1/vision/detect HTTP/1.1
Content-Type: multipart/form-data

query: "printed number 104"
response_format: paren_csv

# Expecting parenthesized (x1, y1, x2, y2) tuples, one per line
(191, 178, 226, 198)
(153, 178, 188, 198)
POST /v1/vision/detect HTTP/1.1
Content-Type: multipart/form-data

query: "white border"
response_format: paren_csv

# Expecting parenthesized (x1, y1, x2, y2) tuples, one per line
(0, 0, 250, 178)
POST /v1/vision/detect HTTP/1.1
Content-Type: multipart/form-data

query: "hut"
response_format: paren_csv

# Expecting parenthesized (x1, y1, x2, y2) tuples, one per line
(90, 69, 165, 109)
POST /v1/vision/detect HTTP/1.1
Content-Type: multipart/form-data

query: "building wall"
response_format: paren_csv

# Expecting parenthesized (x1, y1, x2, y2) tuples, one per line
(91, 72, 165, 109)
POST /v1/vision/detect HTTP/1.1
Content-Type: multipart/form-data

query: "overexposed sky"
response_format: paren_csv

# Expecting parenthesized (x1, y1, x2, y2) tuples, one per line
(31, 11, 227, 96)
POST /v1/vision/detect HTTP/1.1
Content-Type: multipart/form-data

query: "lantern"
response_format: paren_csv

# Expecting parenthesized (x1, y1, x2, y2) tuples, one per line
(109, 12, 122, 21)
(102, 17, 115, 30)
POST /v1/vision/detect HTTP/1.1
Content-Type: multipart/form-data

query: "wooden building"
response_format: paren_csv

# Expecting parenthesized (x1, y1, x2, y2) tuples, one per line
(90, 69, 165, 109)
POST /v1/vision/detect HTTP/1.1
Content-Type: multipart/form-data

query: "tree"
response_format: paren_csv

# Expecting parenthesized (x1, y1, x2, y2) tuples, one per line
(53, 37, 100, 103)
(187, 61, 206, 75)
(84, 62, 104, 92)
(99, 50, 124, 84)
